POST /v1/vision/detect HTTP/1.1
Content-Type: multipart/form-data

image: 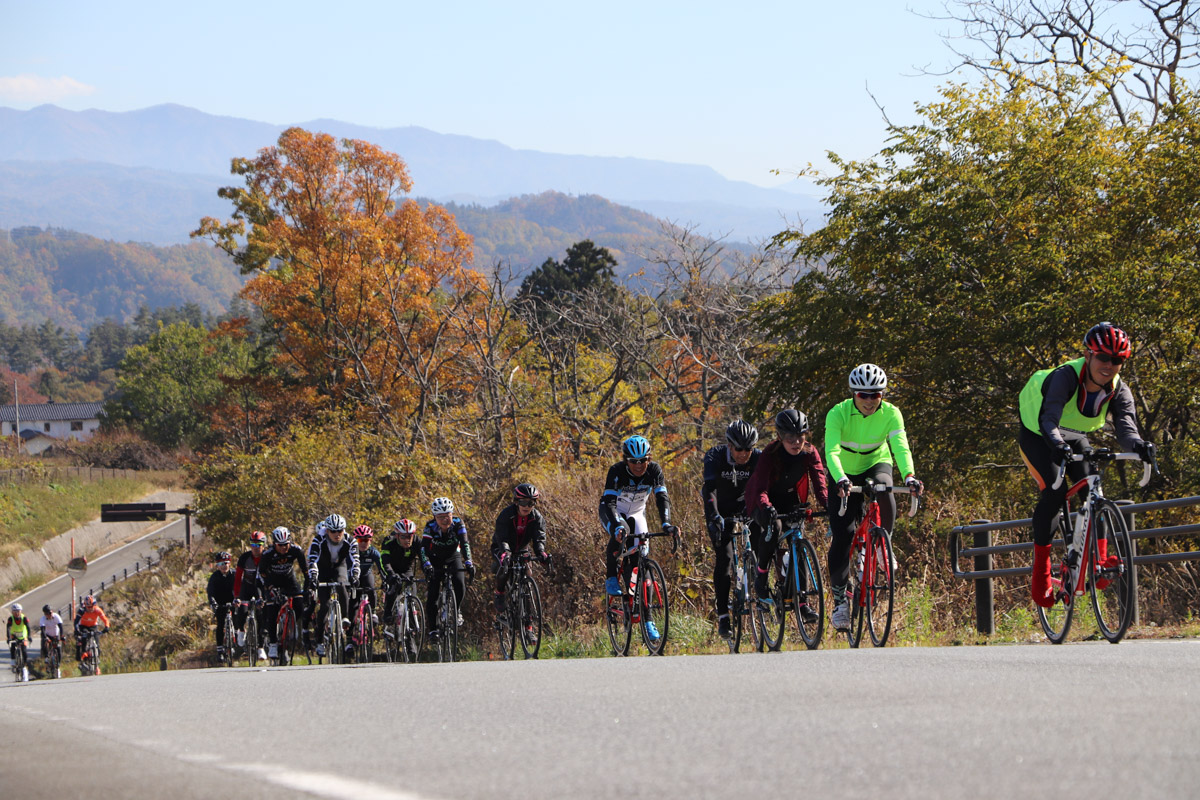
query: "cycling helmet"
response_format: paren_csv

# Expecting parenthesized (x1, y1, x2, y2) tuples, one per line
(431, 497, 455, 515)
(11, 603, 21, 613)
(725, 419, 759, 450)
(514, 483, 540, 502)
(324, 513, 347, 533)
(622, 435, 652, 460)
(1084, 322, 1132, 358)
(774, 409, 810, 435)
(849, 363, 888, 392)
(216, 551, 232, 563)
(83, 596, 95, 608)
(392, 519, 418, 537)
(354, 524, 374, 540)
(250, 530, 267, 545)
(271, 526, 292, 544)
(42, 605, 51, 615)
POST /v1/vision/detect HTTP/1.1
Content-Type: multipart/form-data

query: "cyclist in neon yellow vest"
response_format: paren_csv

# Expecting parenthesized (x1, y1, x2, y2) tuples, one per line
(6, 602, 31, 663)
(1018, 323, 1154, 608)
(824, 363, 924, 632)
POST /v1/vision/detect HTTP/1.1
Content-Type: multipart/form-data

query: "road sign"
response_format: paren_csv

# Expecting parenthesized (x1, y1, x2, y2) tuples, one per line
(101, 502, 167, 523)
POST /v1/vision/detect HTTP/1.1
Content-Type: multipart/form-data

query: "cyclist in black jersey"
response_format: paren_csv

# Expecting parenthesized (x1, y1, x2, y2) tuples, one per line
(307, 515, 360, 658)
(702, 420, 761, 639)
(599, 435, 679, 600)
(381, 519, 430, 623)
(492, 483, 552, 616)
(256, 526, 309, 658)
(423, 497, 474, 638)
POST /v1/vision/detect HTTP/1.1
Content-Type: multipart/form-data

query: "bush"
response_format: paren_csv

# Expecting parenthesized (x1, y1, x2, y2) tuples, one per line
(60, 430, 179, 470)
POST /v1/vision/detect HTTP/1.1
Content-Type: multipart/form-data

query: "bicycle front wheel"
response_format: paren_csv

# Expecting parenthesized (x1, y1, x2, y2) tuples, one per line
(1037, 520, 1076, 644)
(759, 552, 785, 652)
(729, 562, 745, 654)
(604, 585, 632, 657)
(865, 530, 895, 647)
(404, 595, 424, 663)
(637, 558, 670, 656)
(518, 573, 543, 659)
(246, 612, 259, 667)
(847, 538, 866, 649)
(498, 590, 516, 661)
(277, 607, 297, 666)
(1090, 499, 1135, 643)
(329, 600, 345, 665)
(222, 613, 236, 665)
(792, 538, 825, 650)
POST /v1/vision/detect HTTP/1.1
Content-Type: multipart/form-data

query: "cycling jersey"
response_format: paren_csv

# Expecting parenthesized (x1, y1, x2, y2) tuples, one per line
(701, 445, 760, 520)
(233, 549, 262, 597)
(380, 537, 424, 579)
(39, 612, 64, 638)
(6, 613, 30, 640)
(1019, 358, 1141, 448)
(491, 504, 547, 559)
(207, 569, 235, 606)
(76, 607, 110, 629)
(745, 440, 829, 518)
(356, 545, 383, 590)
(257, 545, 308, 588)
(307, 533, 360, 582)
(598, 460, 671, 537)
(422, 517, 472, 563)
(824, 398, 915, 483)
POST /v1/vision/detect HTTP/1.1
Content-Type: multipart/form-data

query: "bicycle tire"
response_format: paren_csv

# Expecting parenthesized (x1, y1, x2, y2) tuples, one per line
(865, 529, 895, 647)
(438, 580, 458, 663)
(518, 571, 543, 659)
(847, 537, 866, 649)
(1090, 499, 1135, 643)
(13, 645, 26, 682)
(638, 557, 670, 656)
(759, 551, 785, 652)
(745, 550, 766, 652)
(1036, 517, 1076, 644)
(354, 598, 371, 664)
(404, 594, 424, 663)
(792, 537, 825, 650)
(498, 569, 516, 660)
(222, 610, 236, 665)
(326, 589, 345, 665)
(277, 606, 297, 666)
(246, 611, 259, 667)
(87, 636, 101, 675)
(729, 558, 745, 654)
(46, 640, 60, 679)
(605, 584, 632, 656)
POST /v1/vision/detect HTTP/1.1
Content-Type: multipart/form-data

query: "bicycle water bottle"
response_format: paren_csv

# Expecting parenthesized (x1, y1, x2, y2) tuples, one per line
(630, 566, 639, 593)
(782, 550, 790, 580)
(1067, 512, 1085, 595)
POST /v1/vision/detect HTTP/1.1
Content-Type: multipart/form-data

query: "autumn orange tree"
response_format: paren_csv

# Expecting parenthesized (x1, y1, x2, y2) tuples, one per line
(194, 128, 481, 441)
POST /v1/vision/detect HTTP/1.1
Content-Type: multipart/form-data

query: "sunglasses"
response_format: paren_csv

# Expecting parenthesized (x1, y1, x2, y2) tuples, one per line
(731, 446, 752, 453)
(627, 457, 650, 465)
(516, 499, 536, 507)
(249, 541, 262, 547)
(1092, 352, 1127, 366)
(855, 391, 883, 400)
(780, 433, 806, 444)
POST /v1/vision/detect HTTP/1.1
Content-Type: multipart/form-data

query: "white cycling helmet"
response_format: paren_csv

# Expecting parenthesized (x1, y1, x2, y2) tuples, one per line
(11, 603, 21, 613)
(324, 513, 347, 532)
(271, 526, 292, 544)
(849, 363, 887, 392)
(431, 497, 455, 515)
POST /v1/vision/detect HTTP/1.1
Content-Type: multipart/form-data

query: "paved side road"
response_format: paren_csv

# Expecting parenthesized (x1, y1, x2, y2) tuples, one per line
(1, 640, 1197, 799)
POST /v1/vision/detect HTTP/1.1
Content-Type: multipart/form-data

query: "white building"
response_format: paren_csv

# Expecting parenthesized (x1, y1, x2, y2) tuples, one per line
(0, 401, 104, 454)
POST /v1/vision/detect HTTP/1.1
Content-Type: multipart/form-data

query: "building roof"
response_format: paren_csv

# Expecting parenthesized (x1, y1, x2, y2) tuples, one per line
(0, 402, 104, 423)
(18, 429, 56, 441)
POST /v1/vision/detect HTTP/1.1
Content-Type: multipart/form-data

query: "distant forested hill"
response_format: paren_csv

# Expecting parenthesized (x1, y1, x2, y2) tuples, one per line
(0, 227, 242, 330)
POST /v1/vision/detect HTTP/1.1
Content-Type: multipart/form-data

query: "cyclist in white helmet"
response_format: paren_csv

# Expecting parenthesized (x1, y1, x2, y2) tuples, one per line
(422, 497, 474, 639)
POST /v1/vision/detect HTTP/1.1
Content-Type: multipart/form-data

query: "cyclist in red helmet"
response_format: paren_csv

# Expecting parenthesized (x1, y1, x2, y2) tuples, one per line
(1018, 322, 1155, 608)
(353, 524, 384, 621)
(233, 530, 269, 661)
(491, 484, 552, 618)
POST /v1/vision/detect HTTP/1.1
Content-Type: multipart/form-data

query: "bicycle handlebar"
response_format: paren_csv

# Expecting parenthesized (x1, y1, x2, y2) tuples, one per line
(1049, 450, 1154, 491)
(837, 485, 920, 519)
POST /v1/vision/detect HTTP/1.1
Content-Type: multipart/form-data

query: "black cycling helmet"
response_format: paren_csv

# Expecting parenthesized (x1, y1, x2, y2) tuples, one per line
(42, 604, 52, 615)
(514, 483, 540, 502)
(724, 419, 759, 451)
(774, 409, 810, 435)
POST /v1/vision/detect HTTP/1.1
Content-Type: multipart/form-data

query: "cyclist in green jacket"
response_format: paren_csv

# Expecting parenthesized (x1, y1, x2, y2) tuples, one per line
(1018, 323, 1153, 608)
(824, 363, 923, 631)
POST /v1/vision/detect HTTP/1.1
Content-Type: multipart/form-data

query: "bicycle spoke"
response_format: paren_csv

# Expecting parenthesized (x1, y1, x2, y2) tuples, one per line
(865, 530, 895, 647)
(1037, 522, 1076, 644)
(1090, 500, 1135, 643)
(792, 538, 825, 650)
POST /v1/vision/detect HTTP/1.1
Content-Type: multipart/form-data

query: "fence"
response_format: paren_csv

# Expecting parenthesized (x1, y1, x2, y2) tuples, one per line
(0, 466, 139, 484)
(52, 552, 166, 621)
(950, 496, 1200, 633)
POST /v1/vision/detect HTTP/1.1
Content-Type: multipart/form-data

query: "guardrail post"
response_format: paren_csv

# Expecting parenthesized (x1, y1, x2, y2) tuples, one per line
(1116, 499, 1138, 626)
(971, 520, 994, 635)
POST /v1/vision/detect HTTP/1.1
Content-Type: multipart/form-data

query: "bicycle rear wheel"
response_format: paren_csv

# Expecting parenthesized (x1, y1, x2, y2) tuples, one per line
(865, 530, 895, 647)
(792, 538, 825, 650)
(277, 607, 297, 666)
(1090, 499, 1135, 643)
(1037, 520, 1076, 644)
(246, 611, 259, 667)
(517, 573, 543, 659)
(638, 558, 669, 656)
(847, 538, 866, 649)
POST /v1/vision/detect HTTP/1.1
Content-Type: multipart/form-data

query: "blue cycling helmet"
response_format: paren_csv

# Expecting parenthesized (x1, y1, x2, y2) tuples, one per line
(622, 435, 651, 460)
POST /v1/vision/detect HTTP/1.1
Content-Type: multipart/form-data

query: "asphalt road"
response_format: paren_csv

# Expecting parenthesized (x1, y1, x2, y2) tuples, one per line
(1, 639, 1197, 799)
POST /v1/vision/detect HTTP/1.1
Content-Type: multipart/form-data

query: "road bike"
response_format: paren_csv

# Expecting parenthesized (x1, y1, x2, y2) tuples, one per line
(383, 575, 425, 663)
(350, 586, 377, 664)
(9, 640, 29, 682)
(723, 515, 761, 653)
(839, 482, 919, 648)
(266, 587, 307, 666)
(240, 596, 265, 667)
(769, 508, 828, 650)
(77, 628, 105, 676)
(314, 581, 349, 665)
(428, 563, 468, 663)
(604, 527, 678, 657)
(43, 634, 62, 679)
(497, 551, 550, 660)
(214, 602, 235, 666)
(1038, 449, 1154, 644)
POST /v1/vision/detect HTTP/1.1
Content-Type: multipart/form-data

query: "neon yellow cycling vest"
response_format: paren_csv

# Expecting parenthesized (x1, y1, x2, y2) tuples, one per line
(1019, 357, 1119, 434)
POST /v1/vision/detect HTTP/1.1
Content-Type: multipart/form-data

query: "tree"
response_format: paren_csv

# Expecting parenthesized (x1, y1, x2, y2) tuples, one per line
(517, 239, 620, 326)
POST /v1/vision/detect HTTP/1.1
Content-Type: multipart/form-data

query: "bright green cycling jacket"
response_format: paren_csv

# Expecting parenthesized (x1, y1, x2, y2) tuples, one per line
(824, 398, 916, 483)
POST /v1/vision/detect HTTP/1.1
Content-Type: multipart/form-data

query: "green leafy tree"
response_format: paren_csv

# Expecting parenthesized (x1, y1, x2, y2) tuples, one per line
(517, 239, 620, 322)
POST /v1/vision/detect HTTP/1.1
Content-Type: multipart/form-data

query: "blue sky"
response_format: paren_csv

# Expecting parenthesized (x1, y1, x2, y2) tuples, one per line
(1, 1, 956, 188)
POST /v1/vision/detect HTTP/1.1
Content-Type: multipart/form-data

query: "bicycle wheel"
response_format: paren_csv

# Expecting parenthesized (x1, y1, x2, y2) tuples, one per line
(865, 529, 895, 647)
(1090, 499, 1135, 643)
(47, 642, 60, 679)
(14, 647, 26, 682)
(87, 637, 101, 675)
(758, 551, 786, 652)
(637, 558, 670, 656)
(792, 538, 825, 650)
(403, 594, 424, 663)
(1037, 520, 1076, 644)
(354, 602, 370, 664)
(605, 584, 632, 656)
(729, 560, 745, 654)
(847, 537, 866, 649)
(328, 595, 345, 665)
(518, 573, 543, 659)
(222, 612, 236, 665)
(745, 551, 766, 652)
(498, 584, 516, 661)
(246, 611, 259, 667)
(277, 607, 297, 666)
(440, 583, 458, 663)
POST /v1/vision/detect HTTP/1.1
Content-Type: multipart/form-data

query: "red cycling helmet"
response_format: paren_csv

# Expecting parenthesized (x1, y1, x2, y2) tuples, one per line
(249, 530, 267, 545)
(1084, 323, 1131, 359)
(354, 524, 374, 540)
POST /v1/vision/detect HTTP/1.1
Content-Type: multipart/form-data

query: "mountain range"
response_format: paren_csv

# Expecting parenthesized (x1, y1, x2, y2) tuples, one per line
(0, 104, 824, 246)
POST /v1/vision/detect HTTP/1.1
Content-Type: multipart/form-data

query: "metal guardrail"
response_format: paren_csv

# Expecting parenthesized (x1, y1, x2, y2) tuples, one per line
(950, 496, 1200, 633)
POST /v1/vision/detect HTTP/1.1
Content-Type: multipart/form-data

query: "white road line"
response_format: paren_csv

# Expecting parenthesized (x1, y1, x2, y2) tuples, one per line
(227, 763, 437, 800)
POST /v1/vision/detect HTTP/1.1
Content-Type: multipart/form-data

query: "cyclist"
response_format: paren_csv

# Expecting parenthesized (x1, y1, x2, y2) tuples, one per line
(422, 497, 475, 639)
(745, 410, 829, 624)
(233, 530, 268, 662)
(74, 595, 110, 671)
(381, 519, 431, 625)
(206, 551, 236, 660)
(491, 483, 552, 619)
(599, 435, 679, 642)
(39, 604, 64, 675)
(353, 525, 383, 620)
(257, 526, 309, 660)
(824, 363, 924, 632)
(306, 514, 360, 658)
(1018, 322, 1154, 607)
(702, 420, 763, 639)
(6, 602, 31, 666)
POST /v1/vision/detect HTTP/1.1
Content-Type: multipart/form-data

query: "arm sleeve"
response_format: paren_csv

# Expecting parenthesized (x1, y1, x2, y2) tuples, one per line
(306, 538, 321, 571)
(598, 465, 621, 533)
(531, 515, 548, 557)
(807, 448, 830, 509)
(1108, 383, 1144, 450)
(458, 523, 473, 563)
(492, 510, 509, 558)
(1038, 366, 1078, 448)
(886, 405, 917, 479)
(744, 450, 773, 517)
(233, 561, 244, 596)
(655, 490, 671, 526)
(700, 450, 722, 520)
(824, 404, 848, 483)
